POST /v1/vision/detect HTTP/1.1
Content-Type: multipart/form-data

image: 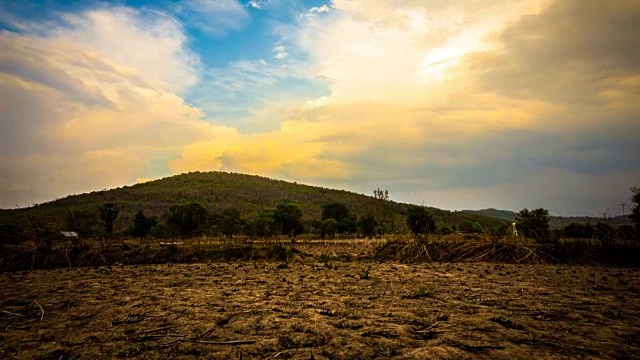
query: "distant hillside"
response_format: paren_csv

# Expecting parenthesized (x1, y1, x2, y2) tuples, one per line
(462, 208, 632, 230)
(461, 209, 517, 222)
(0, 172, 507, 234)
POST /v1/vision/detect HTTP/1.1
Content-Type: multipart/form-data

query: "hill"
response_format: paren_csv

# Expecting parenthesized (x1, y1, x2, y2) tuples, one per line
(0, 172, 507, 236)
(461, 208, 518, 222)
(462, 208, 632, 230)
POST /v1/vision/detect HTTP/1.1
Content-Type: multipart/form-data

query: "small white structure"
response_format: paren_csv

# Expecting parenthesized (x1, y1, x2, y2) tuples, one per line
(512, 223, 518, 237)
(60, 231, 79, 238)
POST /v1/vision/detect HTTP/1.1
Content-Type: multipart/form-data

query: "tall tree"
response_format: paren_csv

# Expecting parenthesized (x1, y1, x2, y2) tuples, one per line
(320, 218, 338, 239)
(322, 202, 356, 234)
(219, 207, 242, 239)
(515, 208, 550, 242)
(130, 211, 157, 240)
(373, 188, 389, 200)
(166, 203, 209, 237)
(99, 203, 119, 239)
(406, 206, 436, 236)
(357, 213, 377, 238)
(273, 203, 304, 236)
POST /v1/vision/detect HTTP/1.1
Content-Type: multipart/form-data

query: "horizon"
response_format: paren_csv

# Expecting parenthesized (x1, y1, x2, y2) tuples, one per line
(0, 170, 632, 219)
(1, 1, 639, 215)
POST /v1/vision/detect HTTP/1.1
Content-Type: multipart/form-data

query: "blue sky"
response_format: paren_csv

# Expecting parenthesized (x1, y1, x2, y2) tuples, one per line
(1, 0, 639, 215)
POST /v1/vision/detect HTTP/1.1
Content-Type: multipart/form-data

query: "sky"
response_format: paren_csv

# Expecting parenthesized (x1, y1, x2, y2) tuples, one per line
(0, 0, 639, 216)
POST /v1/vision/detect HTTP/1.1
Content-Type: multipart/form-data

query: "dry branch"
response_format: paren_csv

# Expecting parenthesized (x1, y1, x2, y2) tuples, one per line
(34, 300, 44, 322)
(139, 323, 193, 334)
(190, 339, 265, 345)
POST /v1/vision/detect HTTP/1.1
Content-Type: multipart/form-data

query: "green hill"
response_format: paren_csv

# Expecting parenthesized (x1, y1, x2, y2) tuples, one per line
(0, 171, 507, 236)
(461, 208, 518, 222)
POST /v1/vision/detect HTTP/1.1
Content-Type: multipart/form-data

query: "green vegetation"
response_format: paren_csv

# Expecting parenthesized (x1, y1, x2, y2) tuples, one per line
(99, 203, 118, 239)
(1, 172, 637, 271)
(272, 203, 304, 236)
(0, 171, 507, 240)
(217, 207, 243, 239)
(461, 208, 518, 222)
(357, 213, 377, 238)
(406, 206, 436, 236)
(515, 208, 551, 242)
(321, 202, 356, 234)
(130, 211, 157, 240)
(166, 203, 209, 237)
(463, 208, 632, 230)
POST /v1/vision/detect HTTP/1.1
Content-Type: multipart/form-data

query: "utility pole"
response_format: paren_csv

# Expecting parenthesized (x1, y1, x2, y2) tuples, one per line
(619, 203, 626, 216)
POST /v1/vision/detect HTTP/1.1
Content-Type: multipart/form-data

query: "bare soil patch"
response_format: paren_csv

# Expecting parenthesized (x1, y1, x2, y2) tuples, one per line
(1, 261, 639, 359)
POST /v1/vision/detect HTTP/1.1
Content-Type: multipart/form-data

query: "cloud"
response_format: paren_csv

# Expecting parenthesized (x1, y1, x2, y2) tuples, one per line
(56, 6, 200, 92)
(301, 4, 332, 19)
(296, 0, 544, 103)
(273, 45, 288, 59)
(173, 0, 639, 214)
(247, 0, 264, 10)
(463, 0, 640, 105)
(309, 5, 330, 14)
(177, 0, 250, 36)
(3, 0, 638, 215)
(0, 7, 233, 207)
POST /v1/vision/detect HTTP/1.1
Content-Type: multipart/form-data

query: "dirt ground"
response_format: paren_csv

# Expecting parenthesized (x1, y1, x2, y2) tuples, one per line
(1, 258, 639, 359)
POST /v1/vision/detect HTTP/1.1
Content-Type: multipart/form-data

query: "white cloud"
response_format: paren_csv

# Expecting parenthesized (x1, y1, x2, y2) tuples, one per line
(302, 4, 332, 19)
(309, 5, 330, 14)
(0, 7, 234, 207)
(247, 0, 263, 9)
(273, 45, 288, 59)
(178, 0, 250, 36)
(54, 7, 200, 92)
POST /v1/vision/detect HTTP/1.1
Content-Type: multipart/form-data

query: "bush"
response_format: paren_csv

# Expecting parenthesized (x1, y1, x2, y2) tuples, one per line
(406, 206, 436, 236)
(458, 220, 484, 234)
(166, 203, 209, 237)
(357, 213, 377, 238)
(516, 208, 550, 242)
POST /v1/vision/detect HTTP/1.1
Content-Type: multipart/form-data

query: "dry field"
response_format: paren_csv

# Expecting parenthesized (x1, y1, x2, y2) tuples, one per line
(1, 246, 639, 359)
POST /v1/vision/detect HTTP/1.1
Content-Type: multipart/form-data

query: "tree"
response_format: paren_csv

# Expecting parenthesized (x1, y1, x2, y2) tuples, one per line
(320, 218, 338, 239)
(373, 188, 389, 201)
(322, 202, 356, 234)
(272, 203, 304, 236)
(595, 222, 615, 244)
(250, 210, 275, 238)
(67, 209, 100, 238)
(458, 220, 484, 234)
(130, 211, 157, 240)
(630, 187, 640, 233)
(515, 208, 550, 242)
(167, 203, 209, 237)
(219, 207, 242, 239)
(564, 222, 595, 239)
(99, 203, 119, 239)
(405, 206, 436, 236)
(357, 213, 377, 238)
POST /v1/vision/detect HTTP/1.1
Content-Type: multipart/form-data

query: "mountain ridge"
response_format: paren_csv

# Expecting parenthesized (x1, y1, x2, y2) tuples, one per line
(461, 208, 632, 230)
(0, 171, 508, 234)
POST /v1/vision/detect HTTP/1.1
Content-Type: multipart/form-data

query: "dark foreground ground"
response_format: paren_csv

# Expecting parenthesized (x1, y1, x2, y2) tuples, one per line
(1, 261, 639, 359)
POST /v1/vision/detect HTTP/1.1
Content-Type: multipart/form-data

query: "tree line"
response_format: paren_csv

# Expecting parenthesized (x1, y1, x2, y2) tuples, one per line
(5, 187, 638, 243)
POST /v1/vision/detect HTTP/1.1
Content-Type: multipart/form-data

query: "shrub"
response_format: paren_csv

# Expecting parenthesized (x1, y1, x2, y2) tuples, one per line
(516, 208, 550, 242)
(406, 206, 436, 236)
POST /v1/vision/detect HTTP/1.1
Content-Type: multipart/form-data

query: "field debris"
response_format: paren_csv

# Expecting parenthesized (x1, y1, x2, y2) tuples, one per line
(1, 260, 639, 359)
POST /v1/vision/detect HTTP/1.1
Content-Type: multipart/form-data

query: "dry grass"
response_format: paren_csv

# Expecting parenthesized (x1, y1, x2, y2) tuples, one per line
(2, 262, 639, 359)
(374, 235, 548, 264)
(1, 233, 639, 272)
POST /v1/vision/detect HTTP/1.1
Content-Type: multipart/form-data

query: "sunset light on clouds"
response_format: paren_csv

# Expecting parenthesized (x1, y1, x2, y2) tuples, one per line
(1, 0, 639, 215)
